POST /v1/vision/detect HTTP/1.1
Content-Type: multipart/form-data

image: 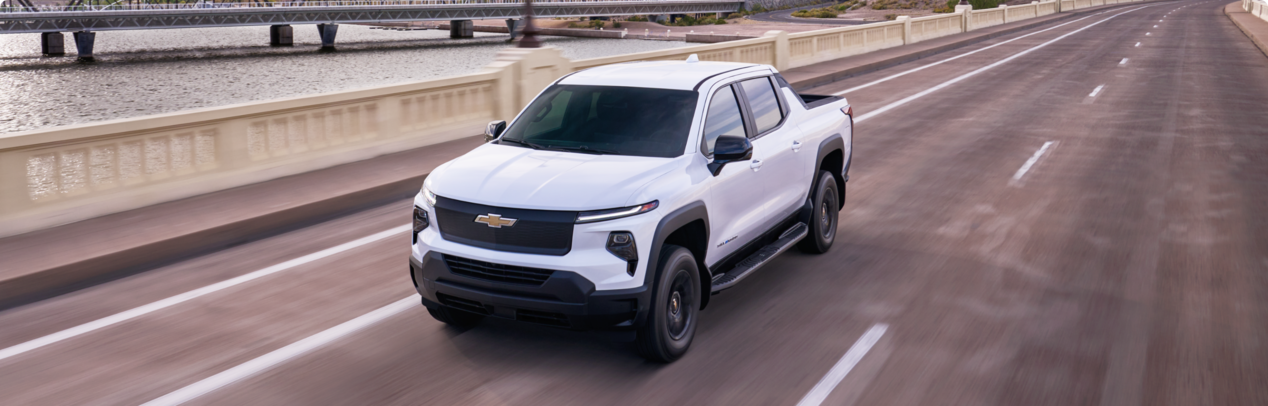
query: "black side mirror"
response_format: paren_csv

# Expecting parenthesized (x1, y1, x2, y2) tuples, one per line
(484, 120, 507, 142)
(707, 135, 753, 176)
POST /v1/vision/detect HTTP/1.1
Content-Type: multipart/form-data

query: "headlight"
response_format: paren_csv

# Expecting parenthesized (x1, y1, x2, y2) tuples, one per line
(576, 201, 658, 224)
(422, 186, 437, 207)
(606, 231, 638, 276)
(413, 206, 429, 244)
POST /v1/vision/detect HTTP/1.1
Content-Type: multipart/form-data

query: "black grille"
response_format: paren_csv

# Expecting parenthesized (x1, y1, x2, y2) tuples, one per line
(444, 255, 556, 286)
(437, 293, 490, 315)
(516, 309, 570, 327)
(434, 196, 575, 256)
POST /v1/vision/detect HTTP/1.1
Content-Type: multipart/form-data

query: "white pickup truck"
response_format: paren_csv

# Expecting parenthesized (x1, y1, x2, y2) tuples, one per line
(409, 57, 853, 362)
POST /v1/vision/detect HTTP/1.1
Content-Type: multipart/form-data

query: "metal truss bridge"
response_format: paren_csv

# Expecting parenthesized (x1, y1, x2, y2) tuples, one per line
(0, 0, 743, 33)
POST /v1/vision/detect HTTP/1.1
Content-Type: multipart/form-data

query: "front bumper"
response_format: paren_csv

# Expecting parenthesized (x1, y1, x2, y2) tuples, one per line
(411, 253, 650, 330)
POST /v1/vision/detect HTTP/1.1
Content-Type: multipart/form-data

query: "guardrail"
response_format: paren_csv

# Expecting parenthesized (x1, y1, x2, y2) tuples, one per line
(1245, 0, 1268, 22)
(0, 0, 732, 13)
(0, 0, 1145, 237)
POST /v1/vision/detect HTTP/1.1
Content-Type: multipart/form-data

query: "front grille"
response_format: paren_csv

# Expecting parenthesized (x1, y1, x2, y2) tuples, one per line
(437, 293, 490, 315)
(434, 196, 575, 256)
(516, 309, 570, 327)
(444, 255, 556, 286)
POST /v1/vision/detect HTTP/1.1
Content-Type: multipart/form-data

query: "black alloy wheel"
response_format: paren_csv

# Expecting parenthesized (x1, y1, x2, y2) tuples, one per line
(636, 244, 700, 362)
(798, 170, 840, 254)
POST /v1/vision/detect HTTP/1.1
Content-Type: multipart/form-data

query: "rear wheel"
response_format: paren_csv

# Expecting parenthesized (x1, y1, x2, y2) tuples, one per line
(798, 170, 840, 254)
(427, 306, 484, 328)
(636, 244, 700, 363)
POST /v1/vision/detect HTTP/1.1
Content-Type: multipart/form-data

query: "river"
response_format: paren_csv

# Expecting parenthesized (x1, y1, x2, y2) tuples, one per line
(0, 25, 687, 134)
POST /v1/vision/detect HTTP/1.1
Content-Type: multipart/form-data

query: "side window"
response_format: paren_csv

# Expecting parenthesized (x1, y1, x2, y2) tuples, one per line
(702, 85, 747, 155)
(739, 77, 784, 135)
(524, 89, 572, 137)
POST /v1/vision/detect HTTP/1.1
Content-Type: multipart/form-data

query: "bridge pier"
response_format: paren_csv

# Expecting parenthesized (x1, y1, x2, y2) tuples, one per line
(449, 20, 473, 39)
(317, 23, 338, 49)
(506, 19, 520, 40)
(41, 32, 65, 56)
(269, 25, 293, 46)
(72, 31, 95, 61)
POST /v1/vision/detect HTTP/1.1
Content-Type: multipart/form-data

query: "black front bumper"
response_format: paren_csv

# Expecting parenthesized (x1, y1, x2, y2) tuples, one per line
(411, 252, 650, 330)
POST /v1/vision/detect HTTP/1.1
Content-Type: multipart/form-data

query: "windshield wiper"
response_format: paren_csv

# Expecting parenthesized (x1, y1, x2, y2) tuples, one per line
(500, 138, 546, 150)
(541, 144, 621, 155)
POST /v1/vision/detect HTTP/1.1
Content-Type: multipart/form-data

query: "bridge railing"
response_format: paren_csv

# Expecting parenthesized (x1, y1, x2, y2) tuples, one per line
(1246, 0, 1268, 22)
(0, 0, 1150, 237)
(0, 0, 734, 14)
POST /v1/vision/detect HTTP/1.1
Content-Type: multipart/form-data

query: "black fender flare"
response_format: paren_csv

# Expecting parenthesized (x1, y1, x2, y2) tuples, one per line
(644, 201, 712, 314)
(813, 134, 847, 206)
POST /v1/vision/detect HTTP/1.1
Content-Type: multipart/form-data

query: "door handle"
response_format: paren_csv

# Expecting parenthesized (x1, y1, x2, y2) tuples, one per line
(792, 140, 802, 152)
(749, 160, 763, 171)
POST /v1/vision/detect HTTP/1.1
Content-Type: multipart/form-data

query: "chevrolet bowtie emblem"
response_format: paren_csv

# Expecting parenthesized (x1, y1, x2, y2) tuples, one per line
(474, 214, 517, 228)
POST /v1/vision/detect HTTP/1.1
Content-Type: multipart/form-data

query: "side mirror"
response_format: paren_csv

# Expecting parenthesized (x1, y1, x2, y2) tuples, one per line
(707, 135, 753, 176)
(484, 120, 507, 142)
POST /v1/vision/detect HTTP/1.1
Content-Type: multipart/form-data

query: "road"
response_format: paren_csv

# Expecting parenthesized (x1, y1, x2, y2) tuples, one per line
(2, 0, 1267, 404)
(747, 2, 875, 25)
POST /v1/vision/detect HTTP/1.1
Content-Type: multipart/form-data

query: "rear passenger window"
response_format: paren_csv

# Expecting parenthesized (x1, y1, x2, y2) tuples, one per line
(739, 77, 783, 135)
(702, 85, 747, 155)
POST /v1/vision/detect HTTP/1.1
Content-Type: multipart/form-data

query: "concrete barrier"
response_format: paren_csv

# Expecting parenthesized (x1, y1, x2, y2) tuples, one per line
(0, 0, 1146, 238)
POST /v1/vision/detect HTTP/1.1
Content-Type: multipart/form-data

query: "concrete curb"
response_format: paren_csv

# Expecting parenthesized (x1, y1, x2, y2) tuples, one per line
(784, 1, 1164, 90)
(0, 135, 482, 310)
(1225, 1, 1268, 57)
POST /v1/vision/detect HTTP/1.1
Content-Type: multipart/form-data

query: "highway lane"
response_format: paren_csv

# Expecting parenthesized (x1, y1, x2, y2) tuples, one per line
(2, 0, 1267, 404)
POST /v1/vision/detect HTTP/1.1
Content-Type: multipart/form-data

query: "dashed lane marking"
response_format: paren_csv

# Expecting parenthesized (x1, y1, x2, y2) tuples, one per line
(1120, 58, 1129, 66)
(1011, 141, 1057, 185)
(0, 225, 411, 363)
(795, 324, 889, 406)
(1089, 84, 1106, 97)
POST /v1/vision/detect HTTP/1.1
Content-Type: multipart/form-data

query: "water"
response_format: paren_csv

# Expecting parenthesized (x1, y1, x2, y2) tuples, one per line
(0, 25, 687, 134)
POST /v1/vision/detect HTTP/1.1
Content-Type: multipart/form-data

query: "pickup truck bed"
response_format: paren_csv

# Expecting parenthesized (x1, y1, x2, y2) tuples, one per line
(799, 94, 845, 110)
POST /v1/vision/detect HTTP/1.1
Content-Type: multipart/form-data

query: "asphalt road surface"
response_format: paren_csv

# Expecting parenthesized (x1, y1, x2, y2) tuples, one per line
(2, 0, 1267, 404)
(747, 2, 876, 25)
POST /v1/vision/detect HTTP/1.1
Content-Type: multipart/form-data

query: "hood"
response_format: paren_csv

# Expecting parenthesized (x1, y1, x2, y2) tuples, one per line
(428, 143, 682, 211)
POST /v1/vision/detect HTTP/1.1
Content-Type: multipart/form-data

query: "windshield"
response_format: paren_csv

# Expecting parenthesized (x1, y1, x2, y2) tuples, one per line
(499, 85, 699, 158)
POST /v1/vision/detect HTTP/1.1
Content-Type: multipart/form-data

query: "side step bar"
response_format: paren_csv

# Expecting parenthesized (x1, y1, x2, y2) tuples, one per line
(710, 222, 808, 293)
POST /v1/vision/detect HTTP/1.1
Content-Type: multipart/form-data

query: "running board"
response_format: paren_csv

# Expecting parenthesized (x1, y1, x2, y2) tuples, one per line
(710, 222, 808, 293)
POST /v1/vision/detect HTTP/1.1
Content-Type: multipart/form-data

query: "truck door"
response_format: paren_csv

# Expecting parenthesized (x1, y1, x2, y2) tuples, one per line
(736, 76, 807, 227)
(701, 84, 767, 264)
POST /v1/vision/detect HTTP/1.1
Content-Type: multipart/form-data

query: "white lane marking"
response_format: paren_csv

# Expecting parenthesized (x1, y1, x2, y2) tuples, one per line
(140, 294, 420, 406)
(1089, 84, 1105, 97)
(795, 323, 888, 406)
(831, 13, 1104, 96)
(1147, 32, 1152, 35)
(1012, 141, 1057, 182)
(1153, 25, 1158, 27)
(0, 224, 410, 363)
(1119, 58, 1129, 65)
(1135, 42, 1141, 47)
(853, 6, 1149, 124)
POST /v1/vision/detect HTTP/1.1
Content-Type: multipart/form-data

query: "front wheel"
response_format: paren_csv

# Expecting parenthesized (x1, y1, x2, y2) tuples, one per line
(636, 244, 700, 363)
(798, 170, 840, 254)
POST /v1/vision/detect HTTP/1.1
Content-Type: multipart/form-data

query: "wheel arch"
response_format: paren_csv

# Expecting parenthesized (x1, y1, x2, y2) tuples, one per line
(814, 134, 846, 209)
(646, 201, 713, 311)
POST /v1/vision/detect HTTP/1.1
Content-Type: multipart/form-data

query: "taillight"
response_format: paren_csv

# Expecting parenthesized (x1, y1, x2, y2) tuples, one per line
(841, 105, 853, 117)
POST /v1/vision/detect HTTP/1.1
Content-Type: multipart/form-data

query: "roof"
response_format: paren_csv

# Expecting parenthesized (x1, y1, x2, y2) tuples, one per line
(559, 60, 767, 91)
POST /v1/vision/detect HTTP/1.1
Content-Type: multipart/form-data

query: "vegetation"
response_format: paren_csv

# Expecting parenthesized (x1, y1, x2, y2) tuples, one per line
(791, 7, 840, 18)
(567, 19, 609, 29)
(668, 15, 729, 26)
(885, 13, 898, 19)
(626, 15, 650, 22)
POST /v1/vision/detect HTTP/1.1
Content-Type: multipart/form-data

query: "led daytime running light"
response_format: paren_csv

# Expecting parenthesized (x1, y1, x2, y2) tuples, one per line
(576, 201, 659, 224)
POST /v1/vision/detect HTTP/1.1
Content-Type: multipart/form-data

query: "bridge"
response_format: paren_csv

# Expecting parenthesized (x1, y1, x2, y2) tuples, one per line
(0, 0, 744, 57)
(3, 0, 1268, 404)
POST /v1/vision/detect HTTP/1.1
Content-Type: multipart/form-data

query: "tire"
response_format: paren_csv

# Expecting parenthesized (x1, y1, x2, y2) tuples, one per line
(427, 305, 484, 329)
(636, 244, 701, 363)
(798, 170, 840, 254)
